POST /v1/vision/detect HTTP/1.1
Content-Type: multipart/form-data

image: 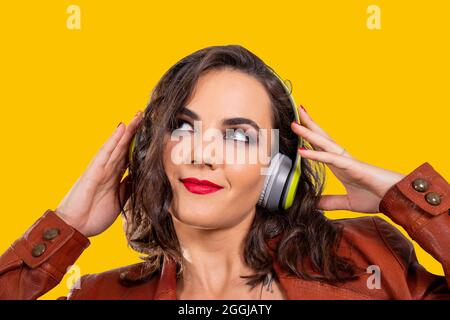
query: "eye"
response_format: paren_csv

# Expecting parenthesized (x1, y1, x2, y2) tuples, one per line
(225, 128, 252, 144)
(173, 119, 194, 132)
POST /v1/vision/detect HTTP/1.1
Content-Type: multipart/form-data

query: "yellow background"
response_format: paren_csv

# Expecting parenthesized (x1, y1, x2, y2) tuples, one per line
(0, 1, 448, 299)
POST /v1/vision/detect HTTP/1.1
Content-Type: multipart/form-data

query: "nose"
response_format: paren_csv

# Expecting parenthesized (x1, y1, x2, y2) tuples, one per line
(191, 156, 214, 167)
(191, 140, 216, 168)
(190, 131, 220, 169)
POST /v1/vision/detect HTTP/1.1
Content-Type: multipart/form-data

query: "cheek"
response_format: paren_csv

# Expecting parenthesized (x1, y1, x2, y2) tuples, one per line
(227, 163, 265, 198)
(162, 139, 179, 182)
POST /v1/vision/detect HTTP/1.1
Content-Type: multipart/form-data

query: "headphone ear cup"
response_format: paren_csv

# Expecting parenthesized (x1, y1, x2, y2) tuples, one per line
(257, 169, 274, 208)
(257, 153, 293, 212)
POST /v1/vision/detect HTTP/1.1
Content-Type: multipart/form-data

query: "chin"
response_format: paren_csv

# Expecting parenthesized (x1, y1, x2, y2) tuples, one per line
(170, 205, 236, 230)
(173, 214, 224, 230)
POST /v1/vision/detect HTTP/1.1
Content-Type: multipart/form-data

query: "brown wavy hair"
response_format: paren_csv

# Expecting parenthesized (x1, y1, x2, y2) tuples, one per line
(119, 44, 358, 289)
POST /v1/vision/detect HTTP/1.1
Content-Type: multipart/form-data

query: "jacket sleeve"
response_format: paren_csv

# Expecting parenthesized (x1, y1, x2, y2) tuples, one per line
(377, 161, 450, 299)
(0, 210, 90, 300)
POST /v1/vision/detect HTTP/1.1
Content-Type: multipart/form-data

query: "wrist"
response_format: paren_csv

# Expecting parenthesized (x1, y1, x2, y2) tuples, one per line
(54, 209, 88, 237)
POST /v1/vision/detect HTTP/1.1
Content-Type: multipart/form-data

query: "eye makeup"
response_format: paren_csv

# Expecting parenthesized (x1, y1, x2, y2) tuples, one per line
(173, 117, 258, 145)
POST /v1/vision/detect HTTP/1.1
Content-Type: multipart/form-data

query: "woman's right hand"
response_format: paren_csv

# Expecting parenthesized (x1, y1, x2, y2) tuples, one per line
(55, 111, 143, 237)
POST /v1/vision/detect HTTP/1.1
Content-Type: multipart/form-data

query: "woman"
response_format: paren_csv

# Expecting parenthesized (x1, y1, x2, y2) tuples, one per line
(0, 45, 448, 300)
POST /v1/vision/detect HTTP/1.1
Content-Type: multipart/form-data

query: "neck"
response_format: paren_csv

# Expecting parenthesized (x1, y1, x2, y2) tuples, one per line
(171, 208, 259, 298)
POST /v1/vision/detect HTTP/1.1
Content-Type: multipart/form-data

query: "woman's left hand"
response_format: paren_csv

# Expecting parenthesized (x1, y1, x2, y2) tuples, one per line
(290, 105, 406, 213)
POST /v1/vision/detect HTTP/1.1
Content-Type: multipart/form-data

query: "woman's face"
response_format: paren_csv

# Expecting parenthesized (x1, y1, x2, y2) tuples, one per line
(163, 68, 274, 230)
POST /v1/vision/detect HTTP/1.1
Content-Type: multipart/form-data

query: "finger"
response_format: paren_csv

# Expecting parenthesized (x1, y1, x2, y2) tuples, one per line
(317, 194, 351, 211)
(291, 121, 343, 154)
(90, 123, 126, 168)
(297, 148, 354, 169)
(297, 105, 333, 140)
(109, 111, 143, 168)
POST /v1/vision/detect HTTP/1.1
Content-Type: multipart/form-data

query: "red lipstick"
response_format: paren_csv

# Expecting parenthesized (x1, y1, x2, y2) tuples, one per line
(180, 177, 224, 194)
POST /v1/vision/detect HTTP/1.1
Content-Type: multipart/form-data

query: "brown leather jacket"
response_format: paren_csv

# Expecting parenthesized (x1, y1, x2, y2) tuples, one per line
(0, 162, 449, 300)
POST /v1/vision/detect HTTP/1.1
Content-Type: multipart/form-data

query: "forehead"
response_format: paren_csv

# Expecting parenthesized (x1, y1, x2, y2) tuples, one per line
(185, 68, 273, 129)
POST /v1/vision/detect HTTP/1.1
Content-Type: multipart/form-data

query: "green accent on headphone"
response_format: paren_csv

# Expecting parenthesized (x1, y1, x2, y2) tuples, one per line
(129, 133, 137, 166)
(128, 69, 302, 212)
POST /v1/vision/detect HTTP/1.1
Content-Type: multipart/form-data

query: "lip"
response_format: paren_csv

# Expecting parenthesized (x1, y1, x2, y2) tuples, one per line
(180, 177, 224, 195)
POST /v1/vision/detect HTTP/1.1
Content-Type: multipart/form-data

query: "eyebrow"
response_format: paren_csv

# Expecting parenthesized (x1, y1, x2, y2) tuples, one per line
(178, 107, 261, 131)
